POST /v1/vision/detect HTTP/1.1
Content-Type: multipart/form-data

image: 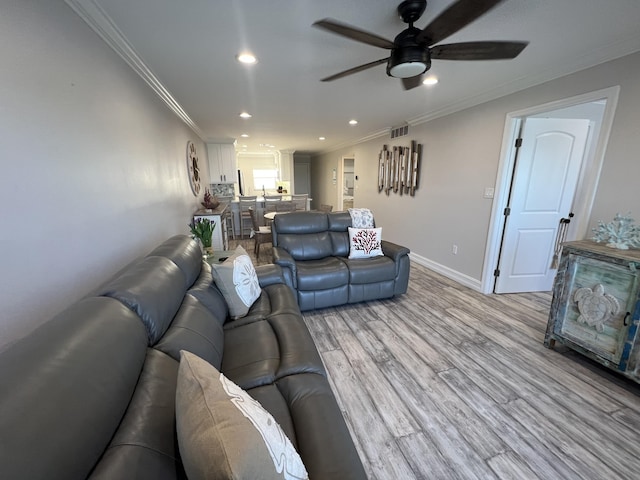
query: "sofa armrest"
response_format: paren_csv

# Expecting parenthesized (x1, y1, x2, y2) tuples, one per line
(255, 264, 286, 288)
(272, 246, 297, 289)
(381, 240, 410, 262)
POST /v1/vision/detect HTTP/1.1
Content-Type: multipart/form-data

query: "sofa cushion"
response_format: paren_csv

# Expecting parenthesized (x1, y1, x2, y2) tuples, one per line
(278, 231, 334, 260)
(0, 297, 148, 480)
(343, 255, 397, 284)
(146, 235, 202, 288)
(186, 261, 229, 320)
(326, 211, 351, 256)
(242, 283, 302, 322)
(98, 255, 186, 345)
(349, 280, 396, 304)
(222, 314, 325, 390)
(296, 257, 349, 291)
(275, 374, 369, 480)
(153, 295, 226, 369)
(274, 212, 333, 260)
(211, 246, 261, 319)
(176, 351, 308, 480)
(298, 285, 349, 311)
(89, 349, 182, 480)
(348, 227, 383, 259)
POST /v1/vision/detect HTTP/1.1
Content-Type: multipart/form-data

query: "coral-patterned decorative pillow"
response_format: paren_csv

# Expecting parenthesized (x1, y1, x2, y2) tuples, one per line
(348, 227, 383, 259)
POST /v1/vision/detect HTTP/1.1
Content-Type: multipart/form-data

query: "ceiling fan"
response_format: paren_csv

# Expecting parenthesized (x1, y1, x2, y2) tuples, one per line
(313, 0, 528, 90)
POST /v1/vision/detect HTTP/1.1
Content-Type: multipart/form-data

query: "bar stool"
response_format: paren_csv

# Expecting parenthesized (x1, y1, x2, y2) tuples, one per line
(217, 195, 235, 239)
(275, 200, 294, 212)
(291, 194, 308, 211)
(264, 195, 282, 213)
(238, 196, 257, 239)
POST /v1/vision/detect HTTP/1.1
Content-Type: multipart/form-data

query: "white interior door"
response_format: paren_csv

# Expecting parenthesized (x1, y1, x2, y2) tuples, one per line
(495, 118, 590, 293)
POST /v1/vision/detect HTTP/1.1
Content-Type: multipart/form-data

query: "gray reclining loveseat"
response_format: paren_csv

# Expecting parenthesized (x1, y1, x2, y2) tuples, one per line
(0, 235, 366, 479)
(272, 211, 410, 311)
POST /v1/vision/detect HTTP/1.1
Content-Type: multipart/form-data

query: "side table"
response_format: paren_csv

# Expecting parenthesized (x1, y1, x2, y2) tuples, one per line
(204, 250, 234, 266)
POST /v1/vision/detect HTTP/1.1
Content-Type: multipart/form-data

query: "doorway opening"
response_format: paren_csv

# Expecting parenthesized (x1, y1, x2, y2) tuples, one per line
(339, 157, 355, 210)
(482, 86, 620, 294)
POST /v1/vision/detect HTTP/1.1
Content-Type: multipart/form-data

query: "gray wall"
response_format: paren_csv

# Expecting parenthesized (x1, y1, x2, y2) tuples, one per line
(311, 51, 640, 283)
(0, 1, 208, 349)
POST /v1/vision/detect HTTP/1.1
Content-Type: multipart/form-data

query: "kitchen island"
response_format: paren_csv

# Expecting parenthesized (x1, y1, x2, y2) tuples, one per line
(225, 196, 312, 237)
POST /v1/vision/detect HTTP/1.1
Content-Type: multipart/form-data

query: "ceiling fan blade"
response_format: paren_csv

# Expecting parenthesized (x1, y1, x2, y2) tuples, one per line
(321, 58, 389, 82)
(313, 18, 395, 49)
(402, 75, 424, 90)
(431, 41, 528, 60)
(417, 0, 504, 46)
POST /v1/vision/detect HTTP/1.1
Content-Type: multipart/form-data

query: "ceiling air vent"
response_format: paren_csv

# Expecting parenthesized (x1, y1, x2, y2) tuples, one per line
(390, 123, 409, 139)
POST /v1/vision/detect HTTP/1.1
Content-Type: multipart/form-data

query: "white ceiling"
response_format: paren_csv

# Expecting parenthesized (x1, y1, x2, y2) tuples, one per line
(69, 0, 640, 154)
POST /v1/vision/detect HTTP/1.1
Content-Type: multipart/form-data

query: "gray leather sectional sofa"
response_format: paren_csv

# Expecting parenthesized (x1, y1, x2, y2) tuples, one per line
(272, 211, 410, 311)
(0, 235, 366, 480)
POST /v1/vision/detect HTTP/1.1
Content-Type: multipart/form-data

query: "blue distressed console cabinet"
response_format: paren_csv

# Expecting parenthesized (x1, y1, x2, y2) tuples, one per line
(545, 240, 640, 382)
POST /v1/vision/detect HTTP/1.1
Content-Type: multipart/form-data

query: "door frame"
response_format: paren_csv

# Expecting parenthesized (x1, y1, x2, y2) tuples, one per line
(338, 155, 355, 210)
(481, 86, 620, 294)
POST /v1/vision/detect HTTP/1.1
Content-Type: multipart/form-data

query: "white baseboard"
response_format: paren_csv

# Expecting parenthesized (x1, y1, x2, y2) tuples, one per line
(409, 253, 482, 292)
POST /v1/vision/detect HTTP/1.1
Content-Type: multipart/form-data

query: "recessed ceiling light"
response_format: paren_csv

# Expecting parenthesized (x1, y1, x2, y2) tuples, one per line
(241, 133, 249, 138)
(349, 119, 358, 125)
(319, 137, 326, 141)
(236, 53, 257, 64)
(422, 76, 438, 86)
(239, 112, 252, 118)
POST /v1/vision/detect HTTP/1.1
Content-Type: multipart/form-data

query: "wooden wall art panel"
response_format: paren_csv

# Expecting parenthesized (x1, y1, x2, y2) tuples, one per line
(378, 140, 422, 196)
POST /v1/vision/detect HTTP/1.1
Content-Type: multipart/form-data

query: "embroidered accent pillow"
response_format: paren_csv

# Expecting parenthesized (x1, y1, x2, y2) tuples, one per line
(348, 227, 383, 259)
(348, 208, 375, 228)
(176, 351, 309, 480)
(211, 245, 261, 318)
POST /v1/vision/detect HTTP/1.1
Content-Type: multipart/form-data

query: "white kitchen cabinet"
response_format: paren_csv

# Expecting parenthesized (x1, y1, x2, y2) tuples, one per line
(207, 143, 236, 183)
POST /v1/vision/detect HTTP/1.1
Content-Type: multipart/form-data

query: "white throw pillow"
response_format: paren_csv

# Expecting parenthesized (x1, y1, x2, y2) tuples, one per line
(348, 208, 375, 228)
(176, 351, 309, 480)
(348, 227, 383, 259)
(211, 245, 261, 318)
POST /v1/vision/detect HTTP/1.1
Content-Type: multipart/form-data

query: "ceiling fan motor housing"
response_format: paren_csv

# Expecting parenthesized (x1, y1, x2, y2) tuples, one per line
(387, 27, 431, 78)
(398, 0, 428, 24)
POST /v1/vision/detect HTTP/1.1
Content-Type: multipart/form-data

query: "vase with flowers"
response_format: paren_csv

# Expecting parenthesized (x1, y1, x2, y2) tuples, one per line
(189, 218, 216, 257)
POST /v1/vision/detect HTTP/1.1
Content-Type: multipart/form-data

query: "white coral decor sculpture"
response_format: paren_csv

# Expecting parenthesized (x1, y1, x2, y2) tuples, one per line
(592, 213, 640, 250)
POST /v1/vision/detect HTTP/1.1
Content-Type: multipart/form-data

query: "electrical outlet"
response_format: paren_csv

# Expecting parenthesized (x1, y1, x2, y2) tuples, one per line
(452, 244, 458, 255)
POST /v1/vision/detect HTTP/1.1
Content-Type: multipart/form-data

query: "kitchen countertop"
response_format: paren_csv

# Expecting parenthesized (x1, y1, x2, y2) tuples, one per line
(194, 203, 228, 215)
(229, 196, 311, 203)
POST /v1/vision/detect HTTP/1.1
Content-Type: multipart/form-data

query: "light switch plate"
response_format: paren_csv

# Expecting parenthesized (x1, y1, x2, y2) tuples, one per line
(483, 187, 495, 199)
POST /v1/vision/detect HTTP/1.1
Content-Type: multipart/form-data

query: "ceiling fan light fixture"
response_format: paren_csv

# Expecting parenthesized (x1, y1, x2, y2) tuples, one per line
(389, 61, 427, 78)
(387, 46, 430, 78)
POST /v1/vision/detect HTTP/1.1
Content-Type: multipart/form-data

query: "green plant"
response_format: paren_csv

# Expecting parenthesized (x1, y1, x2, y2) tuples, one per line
(188, 218, 216, 248)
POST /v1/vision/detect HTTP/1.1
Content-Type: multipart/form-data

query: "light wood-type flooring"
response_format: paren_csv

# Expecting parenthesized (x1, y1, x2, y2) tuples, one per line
(230, 238, 640, 479)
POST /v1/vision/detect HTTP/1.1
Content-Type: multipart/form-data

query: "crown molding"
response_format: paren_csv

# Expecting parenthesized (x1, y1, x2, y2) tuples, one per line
(65, 0, 205, 139)
(408, 35, 640, 128)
